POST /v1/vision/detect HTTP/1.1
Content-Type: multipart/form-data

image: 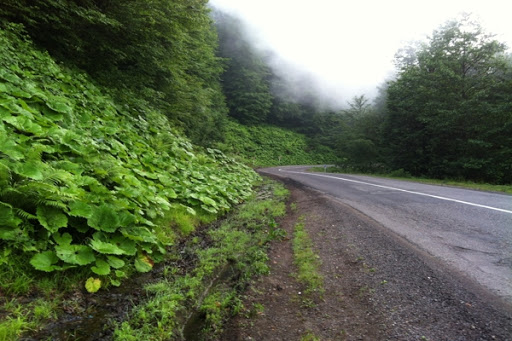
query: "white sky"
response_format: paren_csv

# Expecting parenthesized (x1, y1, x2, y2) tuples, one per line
(209, 0, 512, 106)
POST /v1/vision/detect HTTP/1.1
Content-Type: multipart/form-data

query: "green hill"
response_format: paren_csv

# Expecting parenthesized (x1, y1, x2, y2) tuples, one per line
(216, 120, 337, 167)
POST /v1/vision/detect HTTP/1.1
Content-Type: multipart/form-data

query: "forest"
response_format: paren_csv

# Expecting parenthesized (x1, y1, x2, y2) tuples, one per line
(3, 2, 510, 182)
(0, 0, 511, 339)
(214, 11, 512, 184)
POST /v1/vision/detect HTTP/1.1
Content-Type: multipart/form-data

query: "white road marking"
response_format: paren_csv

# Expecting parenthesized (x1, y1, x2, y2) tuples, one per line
(278, 169, 512, 214)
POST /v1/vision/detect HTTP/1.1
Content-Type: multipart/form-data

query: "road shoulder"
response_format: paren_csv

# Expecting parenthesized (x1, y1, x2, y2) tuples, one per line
(223, 176, 512, 340)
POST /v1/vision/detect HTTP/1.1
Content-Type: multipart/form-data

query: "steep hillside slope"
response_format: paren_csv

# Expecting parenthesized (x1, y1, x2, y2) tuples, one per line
(216, 120, 337, 167)
(0, 24, 258, 290)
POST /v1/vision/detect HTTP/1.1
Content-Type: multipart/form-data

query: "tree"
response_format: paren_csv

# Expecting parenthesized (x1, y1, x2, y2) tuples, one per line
(384, 15, 512, 182)
(335, 95, 384, 171)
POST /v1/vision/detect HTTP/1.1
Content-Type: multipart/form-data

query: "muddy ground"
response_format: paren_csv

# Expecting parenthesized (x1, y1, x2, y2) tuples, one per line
(222, 177, 512, 341)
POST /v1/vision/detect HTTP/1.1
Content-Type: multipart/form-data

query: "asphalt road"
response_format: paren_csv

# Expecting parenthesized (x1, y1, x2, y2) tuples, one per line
(260, 166, 512, 304)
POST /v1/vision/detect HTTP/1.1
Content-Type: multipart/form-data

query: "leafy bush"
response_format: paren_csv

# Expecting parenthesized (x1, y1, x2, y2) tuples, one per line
(0, 24, 258, 290)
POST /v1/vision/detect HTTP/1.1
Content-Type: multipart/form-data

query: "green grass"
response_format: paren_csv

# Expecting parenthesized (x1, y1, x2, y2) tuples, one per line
(292, 217, 324, 296)
(0, 256, 91, 340)
(0, 296, 61, 341)
(309, 167, 512, 194)
(301, 330, 321, 341)
(0, 316, 30, 341)
(113, 179, 289, 340)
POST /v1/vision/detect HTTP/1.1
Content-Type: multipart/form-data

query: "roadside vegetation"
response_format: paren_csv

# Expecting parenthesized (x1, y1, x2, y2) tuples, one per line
(0, 25, 257, 294)
(310, 166, 512, 194)
(113, 179, 288, 340)
(216, 120, 336, 167)
(1, 178, 289, 340)
(292, 216, 324, 296)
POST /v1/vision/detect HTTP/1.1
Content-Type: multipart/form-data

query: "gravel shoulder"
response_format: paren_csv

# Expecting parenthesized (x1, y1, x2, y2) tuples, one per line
(222, 176, 512, 341)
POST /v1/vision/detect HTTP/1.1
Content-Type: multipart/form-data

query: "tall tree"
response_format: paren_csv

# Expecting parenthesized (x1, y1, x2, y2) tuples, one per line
(334, 95, 384, 171)
(384, 15, 512, 182)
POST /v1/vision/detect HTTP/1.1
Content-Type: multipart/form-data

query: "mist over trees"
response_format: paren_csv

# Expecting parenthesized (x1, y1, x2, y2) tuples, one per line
(214, 11, 273, 124)
(2, 2, 510, 184)
(214, 10, 512, 184)
(213, 10, 345, 157)
(213, 10, 321, 127)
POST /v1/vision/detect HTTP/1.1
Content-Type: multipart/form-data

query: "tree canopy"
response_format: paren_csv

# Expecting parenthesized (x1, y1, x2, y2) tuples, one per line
(384, 15, 512, 183)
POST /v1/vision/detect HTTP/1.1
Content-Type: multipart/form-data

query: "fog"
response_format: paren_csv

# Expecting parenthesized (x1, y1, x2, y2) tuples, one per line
(210, 0, 512, 108)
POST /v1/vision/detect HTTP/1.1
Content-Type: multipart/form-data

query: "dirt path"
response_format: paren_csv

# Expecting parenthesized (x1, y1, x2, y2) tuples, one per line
(222, 177, 512, 341)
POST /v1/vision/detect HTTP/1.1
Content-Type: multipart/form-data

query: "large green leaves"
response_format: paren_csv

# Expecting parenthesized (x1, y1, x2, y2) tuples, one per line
(37, 206, 68, 233)
(85, 277, 102, 293)
(30, 251, 61, 272)
(91, 259, 111, 275)
(0, 25, 259, 289)
(134, 253, 153, 273)
(89, 232, 136, 256)
(0, 202, 23, 240)
(87, 205, 120, 232)
(68, 201, 93, 218)
(55, 244, 95, 265)
(14, 160, 45, 180)
(0, 202, 22, 228)
(0, 134, 24, 160)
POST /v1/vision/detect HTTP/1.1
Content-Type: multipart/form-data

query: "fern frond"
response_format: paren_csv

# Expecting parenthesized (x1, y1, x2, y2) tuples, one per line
(52, 190, 77, 203)
(0, 187, 25, 202)
(15, 207, 37, 220)
(25, 144, 44, 161)
(15, 182, 57, 199)
(43, 168, 74, 186)
(35, 199, 67, 210)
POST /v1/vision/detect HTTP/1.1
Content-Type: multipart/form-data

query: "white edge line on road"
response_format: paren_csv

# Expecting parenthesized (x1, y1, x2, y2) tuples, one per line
(278, 169, 512, 214)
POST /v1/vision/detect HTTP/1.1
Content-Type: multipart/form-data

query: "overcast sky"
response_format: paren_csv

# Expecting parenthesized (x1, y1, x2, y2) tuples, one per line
(209, 0, 512, 106)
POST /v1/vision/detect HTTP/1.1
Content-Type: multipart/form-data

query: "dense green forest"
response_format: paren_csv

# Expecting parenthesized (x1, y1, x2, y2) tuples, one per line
(0, 0, 229, 146)
(1, 1, 512, 339)
(214, 11, 512, 184)
(385, 16, 512, 183)
(0, 21, 260, 284)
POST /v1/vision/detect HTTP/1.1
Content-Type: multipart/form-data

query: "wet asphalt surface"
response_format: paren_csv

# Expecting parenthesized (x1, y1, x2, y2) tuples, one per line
(260, 166, 512, 305)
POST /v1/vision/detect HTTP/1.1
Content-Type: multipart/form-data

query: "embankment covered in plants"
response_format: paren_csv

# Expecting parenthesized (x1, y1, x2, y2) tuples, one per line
(216, 120, 337, 167)
(0, 24, 258, 291)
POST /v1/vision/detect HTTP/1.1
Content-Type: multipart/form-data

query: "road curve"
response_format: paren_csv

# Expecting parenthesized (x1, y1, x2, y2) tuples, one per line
(260, 166, 512, 304)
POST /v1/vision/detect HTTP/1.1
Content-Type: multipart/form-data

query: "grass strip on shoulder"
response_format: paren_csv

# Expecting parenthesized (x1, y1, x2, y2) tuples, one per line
(292, 216, 324, 296)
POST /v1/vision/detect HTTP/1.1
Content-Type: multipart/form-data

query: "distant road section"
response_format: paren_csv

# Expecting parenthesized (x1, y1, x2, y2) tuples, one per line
(260, 166, 512, 304)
